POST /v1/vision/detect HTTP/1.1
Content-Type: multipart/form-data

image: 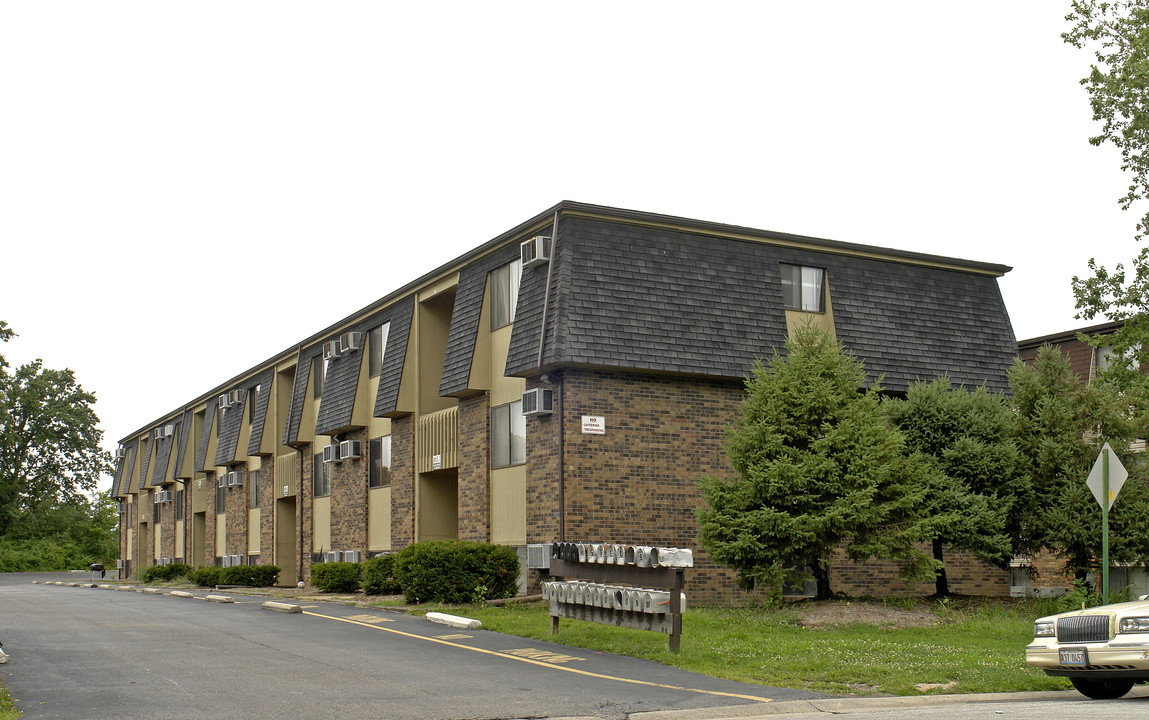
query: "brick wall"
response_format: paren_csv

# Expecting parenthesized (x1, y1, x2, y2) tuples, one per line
(205, 474, 217, 563)
(828, 544, 1010, 597)
(536, 367, 1013, 603)
(329, 428, 369, 553)
(225, 470, 247, 557)
(391, 415, 415, 549)
(540, 368, 755, 604)
(301, 444, 315, 580)
(259, 458, 275, 567)
(458, 394, 490, 542)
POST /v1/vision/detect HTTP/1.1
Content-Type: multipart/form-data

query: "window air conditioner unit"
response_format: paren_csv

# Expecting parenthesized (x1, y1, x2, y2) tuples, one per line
(153, 427, 165, 440)
(217, 474, 227, 488)
(521, 235, 552, 269)
(323, 444, 341, 464)
(343, 550, 360, 563)
(155, 491, 163, 504)
(164, 424, 175, 437)
(222, 555, 232, 568)
(324, 551, 340, 563)
(322, 340, 341, 360)
(226, 470, 243, 487)
(115, 447, 126, 459)
(339, 440, 362, 460)
(527, 544, 552, 570)
(116, 501, 124, 514)
(162, 557, 172, 566)
(218, 393, 232, 409)
(521, 388, 554, 415)
(229, 389, 245, 406)
(339, 331, 362, 353)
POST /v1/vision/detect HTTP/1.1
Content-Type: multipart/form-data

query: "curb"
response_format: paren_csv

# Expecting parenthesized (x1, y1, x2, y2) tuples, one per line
(263, 601, 303, 614)
(205, 594, 234, 603)
(426, 611, 482, 630)
(629, 690, 1080, 720)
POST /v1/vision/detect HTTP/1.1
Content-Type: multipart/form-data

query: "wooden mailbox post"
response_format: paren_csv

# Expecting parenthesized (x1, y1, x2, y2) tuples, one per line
(545, 545, 688, 651)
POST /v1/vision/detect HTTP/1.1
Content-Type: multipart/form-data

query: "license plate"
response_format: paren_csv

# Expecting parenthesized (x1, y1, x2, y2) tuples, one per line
(1060, 648, 1088, 666)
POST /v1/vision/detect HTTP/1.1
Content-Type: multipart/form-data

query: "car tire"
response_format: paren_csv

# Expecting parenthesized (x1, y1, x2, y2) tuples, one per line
(1069, 677, 1135, 699)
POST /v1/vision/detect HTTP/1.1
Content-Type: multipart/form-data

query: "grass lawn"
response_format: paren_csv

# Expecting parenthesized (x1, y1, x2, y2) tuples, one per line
(412, 597, 1072, 696)
(0, 680, 19, 720)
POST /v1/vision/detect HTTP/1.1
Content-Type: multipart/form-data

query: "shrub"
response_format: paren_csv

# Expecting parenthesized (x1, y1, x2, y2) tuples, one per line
(311, 561, 362, 593)
(187, 566, 223, 588)
(362, 554, 401, 595)
(141, 563, 191, 584)
(394, 540, 519, 604)
(221, 565, 281, 587)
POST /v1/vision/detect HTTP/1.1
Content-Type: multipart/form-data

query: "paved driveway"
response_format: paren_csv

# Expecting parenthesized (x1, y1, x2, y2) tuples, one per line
(0, 573, 823, 719)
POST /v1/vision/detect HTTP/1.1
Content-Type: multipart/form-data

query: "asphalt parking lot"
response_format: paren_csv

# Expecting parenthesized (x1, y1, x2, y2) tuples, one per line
(0, 572, 823, 719)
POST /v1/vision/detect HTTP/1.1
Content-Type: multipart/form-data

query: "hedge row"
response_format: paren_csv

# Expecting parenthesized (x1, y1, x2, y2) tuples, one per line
(185, 565, 281, 588)
(310, 540, 519, 603)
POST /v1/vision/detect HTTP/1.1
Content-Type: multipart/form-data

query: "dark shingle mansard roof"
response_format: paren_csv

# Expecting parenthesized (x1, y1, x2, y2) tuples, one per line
(150, 421, 178, 487)
(111, 449, 126, 497)
(118, 447, 136, 498)
(506, 214, 1017, 394)
(194, 398, 217, 473)
(316, 299, 414, 436)
(174, 409, 194, 478)
(119, 201, 1017, 454)
(134, 436, 151, 492)
(214, 386, 247, 467)
(440, 241, 524, 397)
(246, 369, 274, 457)
(373, 295, 414, 418)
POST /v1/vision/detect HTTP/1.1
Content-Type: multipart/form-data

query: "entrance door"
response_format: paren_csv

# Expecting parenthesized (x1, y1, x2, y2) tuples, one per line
(192, 512, 206, 568)
(275, 497, 297, 587)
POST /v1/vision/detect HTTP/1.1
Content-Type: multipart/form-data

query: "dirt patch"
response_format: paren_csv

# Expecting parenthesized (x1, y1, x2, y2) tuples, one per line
(793, 600, 944, 629)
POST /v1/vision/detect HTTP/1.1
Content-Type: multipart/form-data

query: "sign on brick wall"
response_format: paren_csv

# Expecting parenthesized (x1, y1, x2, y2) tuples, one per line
(581, 416, 605, 435)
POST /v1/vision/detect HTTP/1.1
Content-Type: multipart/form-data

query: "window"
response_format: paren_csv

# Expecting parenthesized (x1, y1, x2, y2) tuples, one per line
(369, 323, 390, 378)
(369, 436, 391, 488)
(249, 469, 260, 509)
(489, 258, 522, 330)
(153, 495, 160, 524)
(312, 355, 325, 399)
(216, 478, 226, 514)
(175, 489, 184, 520)
(313, 453, 331, 497)
(780, 263, 826, 312)
(491, 400, 526, 468)
(249, 384, 260, 419)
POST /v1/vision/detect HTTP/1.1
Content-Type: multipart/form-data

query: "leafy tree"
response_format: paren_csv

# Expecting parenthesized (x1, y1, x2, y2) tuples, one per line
(1064, 1, 1149, 241)
(1066, 1, 1149, 409)
(0, 322, 111, 539)
(696, 323, 934, 600)
(1008, 345, 1149, 582)
(884, 378, 1022, 596)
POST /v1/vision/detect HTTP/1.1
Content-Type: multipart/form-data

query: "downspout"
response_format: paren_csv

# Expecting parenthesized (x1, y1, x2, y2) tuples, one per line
(296, 446, 304, 585)
(283, 344, 306, 586)
(536, 210, 564, 542)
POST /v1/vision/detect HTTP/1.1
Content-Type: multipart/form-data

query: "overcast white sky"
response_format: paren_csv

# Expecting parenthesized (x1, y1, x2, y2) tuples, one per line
(0, 3, 1141, 492)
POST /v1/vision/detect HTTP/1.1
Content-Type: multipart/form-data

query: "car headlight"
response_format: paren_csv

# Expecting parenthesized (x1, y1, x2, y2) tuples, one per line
(1119, 616, 1149, 633)
(1034, 621, 1056, 637)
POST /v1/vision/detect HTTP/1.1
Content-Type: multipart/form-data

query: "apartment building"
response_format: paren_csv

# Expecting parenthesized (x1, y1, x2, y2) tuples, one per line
(110, 201, 1019, 602)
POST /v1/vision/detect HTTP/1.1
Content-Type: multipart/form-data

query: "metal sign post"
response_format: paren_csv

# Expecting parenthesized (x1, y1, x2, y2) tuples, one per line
(1086, 442, 1128, 600)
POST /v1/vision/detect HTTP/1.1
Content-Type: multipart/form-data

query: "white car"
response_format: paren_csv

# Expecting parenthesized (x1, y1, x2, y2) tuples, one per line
(1026, 596, 1149, 699)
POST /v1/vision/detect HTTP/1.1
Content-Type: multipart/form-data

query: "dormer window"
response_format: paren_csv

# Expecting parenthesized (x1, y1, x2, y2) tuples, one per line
(780, 263, 826, 313)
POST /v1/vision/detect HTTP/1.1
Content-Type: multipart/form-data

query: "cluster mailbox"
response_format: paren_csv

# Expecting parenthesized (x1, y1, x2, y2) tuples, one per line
(545, 540, 692, 651)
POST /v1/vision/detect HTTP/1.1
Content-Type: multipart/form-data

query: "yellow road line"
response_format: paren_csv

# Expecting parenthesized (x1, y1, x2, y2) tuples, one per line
(301, 610, 771, 704)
